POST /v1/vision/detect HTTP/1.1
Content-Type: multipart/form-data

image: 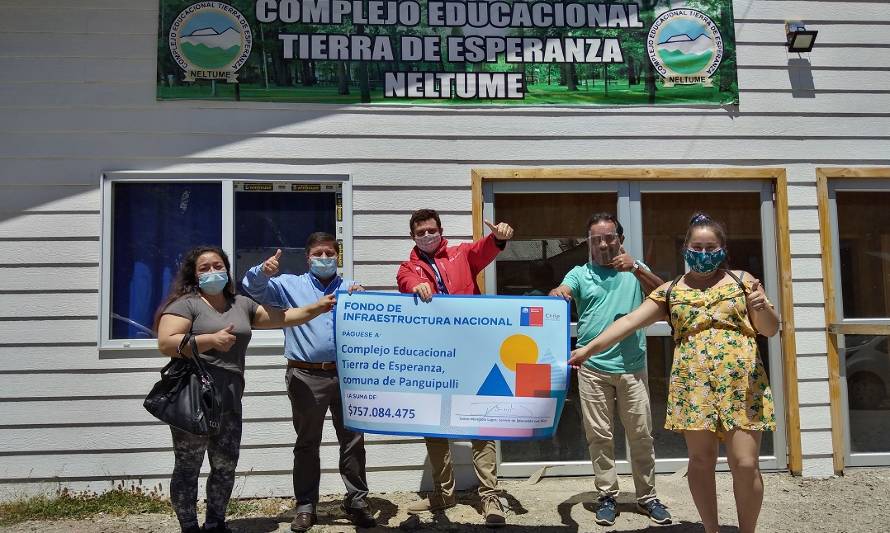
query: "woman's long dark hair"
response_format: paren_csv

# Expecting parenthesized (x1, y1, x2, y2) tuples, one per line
(153, 245, 235, 332)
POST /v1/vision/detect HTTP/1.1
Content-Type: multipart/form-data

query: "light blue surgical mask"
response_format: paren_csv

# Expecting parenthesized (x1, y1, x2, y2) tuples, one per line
(198, 270, 228, 295)
(310, 257, 338, 279)
(684, 248, 726, 273)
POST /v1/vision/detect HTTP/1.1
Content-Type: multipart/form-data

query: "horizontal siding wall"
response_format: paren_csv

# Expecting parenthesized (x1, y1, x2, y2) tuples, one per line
(1, 0, 888, 496)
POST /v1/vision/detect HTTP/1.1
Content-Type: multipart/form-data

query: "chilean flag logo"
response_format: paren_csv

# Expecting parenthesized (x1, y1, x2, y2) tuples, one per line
(520, 306, 544, 326)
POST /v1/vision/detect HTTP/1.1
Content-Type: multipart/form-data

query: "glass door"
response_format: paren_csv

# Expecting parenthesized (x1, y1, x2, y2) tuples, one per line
(484, 179, 785, 476)
(635, 181, 784, 472)
(828, 181, 890, 466)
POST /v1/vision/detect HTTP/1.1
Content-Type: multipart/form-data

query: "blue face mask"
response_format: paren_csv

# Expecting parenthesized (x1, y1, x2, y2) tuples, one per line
(198, 270, 228, 295)
(310, 257, 338, 279)
(684, 248, 726, 273)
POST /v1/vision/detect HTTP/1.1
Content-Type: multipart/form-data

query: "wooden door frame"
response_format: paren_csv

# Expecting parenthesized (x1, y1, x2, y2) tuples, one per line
(471, 167, 802, 475)
(816, 167, 890, 474)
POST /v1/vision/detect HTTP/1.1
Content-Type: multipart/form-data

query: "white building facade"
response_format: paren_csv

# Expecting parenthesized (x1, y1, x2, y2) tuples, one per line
(1, 0, 889, 498)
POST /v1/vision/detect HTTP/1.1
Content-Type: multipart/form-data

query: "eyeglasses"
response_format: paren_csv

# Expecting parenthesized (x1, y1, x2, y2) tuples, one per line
(588, 233, 619, 245)
(687, 246, 723, 253)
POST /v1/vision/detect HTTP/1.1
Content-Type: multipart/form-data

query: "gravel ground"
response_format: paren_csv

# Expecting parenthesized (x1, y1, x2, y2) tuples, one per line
(3, 468, 888, 532)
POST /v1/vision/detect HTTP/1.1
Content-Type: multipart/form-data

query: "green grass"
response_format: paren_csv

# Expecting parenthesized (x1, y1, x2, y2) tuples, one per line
(658, 49, 714, 75)
(181, 42, 240, 69)
(0, 487, 171, 526)
(157, 78, 736, 105)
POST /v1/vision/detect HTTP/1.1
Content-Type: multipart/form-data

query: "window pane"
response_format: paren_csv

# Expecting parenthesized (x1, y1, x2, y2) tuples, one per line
(647, 337, 687, 459)
(496, 192, 619, 462)
(111, 182, 221, 339)
(494, 193, 617, 322)
(836, 191, 890, 318)
(234, 185, 338, 293)
(846, 335, 890, 453)
(641, 192, 764, 282)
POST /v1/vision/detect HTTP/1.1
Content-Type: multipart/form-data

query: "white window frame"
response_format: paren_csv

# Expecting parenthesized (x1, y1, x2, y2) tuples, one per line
(98, 171, 353, 350)
(828, 179, 890, 467)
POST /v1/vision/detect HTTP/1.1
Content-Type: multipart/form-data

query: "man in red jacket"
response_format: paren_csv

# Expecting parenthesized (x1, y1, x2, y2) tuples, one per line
(396, 208, 514, 528)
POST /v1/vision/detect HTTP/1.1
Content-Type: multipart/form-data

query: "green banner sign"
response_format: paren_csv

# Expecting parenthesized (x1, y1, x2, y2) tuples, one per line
(157, 1, 739, 105)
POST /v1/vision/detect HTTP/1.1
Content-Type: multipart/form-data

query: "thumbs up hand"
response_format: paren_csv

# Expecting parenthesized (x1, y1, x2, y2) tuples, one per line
(610, 246, 635, 272)
(484, 219, 514, 241)
(747, 279, 769, 311)
(210, 324, 236, 352)
(263, 249, 282, 277)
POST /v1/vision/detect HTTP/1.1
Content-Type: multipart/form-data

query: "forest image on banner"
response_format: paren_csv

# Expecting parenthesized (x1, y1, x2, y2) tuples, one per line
(157, 0, 739, 105)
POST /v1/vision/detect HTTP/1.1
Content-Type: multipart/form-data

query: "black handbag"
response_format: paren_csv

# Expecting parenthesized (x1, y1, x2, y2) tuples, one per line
(144, 334, 222, 436)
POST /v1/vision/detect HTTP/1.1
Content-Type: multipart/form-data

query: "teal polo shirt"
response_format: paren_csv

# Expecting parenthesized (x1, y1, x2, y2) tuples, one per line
(562, 262, 647, 374)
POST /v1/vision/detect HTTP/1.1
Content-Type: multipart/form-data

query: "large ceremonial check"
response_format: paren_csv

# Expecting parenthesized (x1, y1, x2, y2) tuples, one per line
(334, 291, 570, 440)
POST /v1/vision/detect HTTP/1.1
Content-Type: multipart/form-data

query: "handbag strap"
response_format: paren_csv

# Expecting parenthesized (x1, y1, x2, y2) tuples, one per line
(187, 334, 211, 376)
(664, 275, 683, 339)
(176, 332, 191, 357)
(724, 269, 748, 294)
(176, 332, 210, 376)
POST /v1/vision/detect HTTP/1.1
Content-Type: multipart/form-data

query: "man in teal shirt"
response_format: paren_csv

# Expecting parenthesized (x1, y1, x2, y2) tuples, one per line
(550, 213, 671, 527)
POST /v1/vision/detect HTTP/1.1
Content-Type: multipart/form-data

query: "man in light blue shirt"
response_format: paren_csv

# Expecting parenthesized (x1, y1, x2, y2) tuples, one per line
(241, 232, 374, 532)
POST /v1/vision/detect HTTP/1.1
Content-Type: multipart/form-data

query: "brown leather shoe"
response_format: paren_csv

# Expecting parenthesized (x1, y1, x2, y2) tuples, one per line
(290, 511, 316, 532)
(482, 495, 506, 528)
(407, 493, 457, 514)
(341, 504, 377, 528)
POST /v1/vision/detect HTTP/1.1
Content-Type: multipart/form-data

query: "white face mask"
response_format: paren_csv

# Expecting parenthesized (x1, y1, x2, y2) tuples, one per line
(414, 233, 441, 254)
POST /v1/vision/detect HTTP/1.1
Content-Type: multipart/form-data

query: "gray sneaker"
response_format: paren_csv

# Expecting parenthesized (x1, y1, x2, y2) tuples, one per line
(595, 496, 618, 526)
(638, 498, 672, 525)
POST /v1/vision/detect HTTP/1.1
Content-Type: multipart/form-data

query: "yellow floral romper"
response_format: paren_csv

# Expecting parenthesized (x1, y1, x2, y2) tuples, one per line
(648, 273, 776, 437)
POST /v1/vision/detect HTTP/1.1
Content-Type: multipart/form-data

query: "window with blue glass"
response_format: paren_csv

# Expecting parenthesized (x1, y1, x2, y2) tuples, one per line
(111, 182, 222, 339)
(234, 183, 339, 293)
(107, 180, 343, 342)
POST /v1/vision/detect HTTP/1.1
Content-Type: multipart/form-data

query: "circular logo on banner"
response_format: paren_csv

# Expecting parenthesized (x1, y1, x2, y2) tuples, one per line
(168, 2, 253, 82)
(647, 9, 723, 85)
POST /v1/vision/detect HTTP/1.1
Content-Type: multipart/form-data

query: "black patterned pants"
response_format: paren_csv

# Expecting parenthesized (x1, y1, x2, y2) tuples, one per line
(169, 411, 242, 531)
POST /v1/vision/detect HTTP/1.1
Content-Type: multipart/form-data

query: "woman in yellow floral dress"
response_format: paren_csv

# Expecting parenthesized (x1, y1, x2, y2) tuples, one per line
(569, 213, 780, 533)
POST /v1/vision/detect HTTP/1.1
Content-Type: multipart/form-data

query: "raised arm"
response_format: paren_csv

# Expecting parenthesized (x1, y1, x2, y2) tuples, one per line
(633, 267, 665, 295)
(252, 294, 336, 329)
(610, 248, 664, 295)
(157, 314, 236, 358)
(241, 249, 285, 306)
(568, 298, 667, 367)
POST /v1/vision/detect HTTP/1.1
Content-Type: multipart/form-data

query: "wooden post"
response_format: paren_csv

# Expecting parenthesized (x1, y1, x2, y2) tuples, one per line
(775, 170, 803, 475)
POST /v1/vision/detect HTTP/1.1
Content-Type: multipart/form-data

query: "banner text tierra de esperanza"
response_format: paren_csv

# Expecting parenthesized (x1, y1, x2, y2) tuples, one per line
(254, 1, 643, 99)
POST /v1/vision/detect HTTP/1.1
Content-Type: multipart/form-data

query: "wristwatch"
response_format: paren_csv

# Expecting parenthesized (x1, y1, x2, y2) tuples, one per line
(631, 260, 642, 273)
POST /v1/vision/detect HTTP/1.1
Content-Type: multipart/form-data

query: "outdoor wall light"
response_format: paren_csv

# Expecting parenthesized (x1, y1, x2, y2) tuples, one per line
(786, 21, 818, 53)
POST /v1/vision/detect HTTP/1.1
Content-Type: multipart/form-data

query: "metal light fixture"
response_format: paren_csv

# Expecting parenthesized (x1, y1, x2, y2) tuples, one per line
(786, 21, 818, 53)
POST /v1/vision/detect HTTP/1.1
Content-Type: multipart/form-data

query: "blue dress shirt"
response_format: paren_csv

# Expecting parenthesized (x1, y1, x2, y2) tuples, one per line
(242, 265, 356, 362)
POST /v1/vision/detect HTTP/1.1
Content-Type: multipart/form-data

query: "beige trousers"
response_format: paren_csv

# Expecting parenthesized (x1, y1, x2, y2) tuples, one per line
(578, 366, 657, 503)
(424, 437, 498, 498)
